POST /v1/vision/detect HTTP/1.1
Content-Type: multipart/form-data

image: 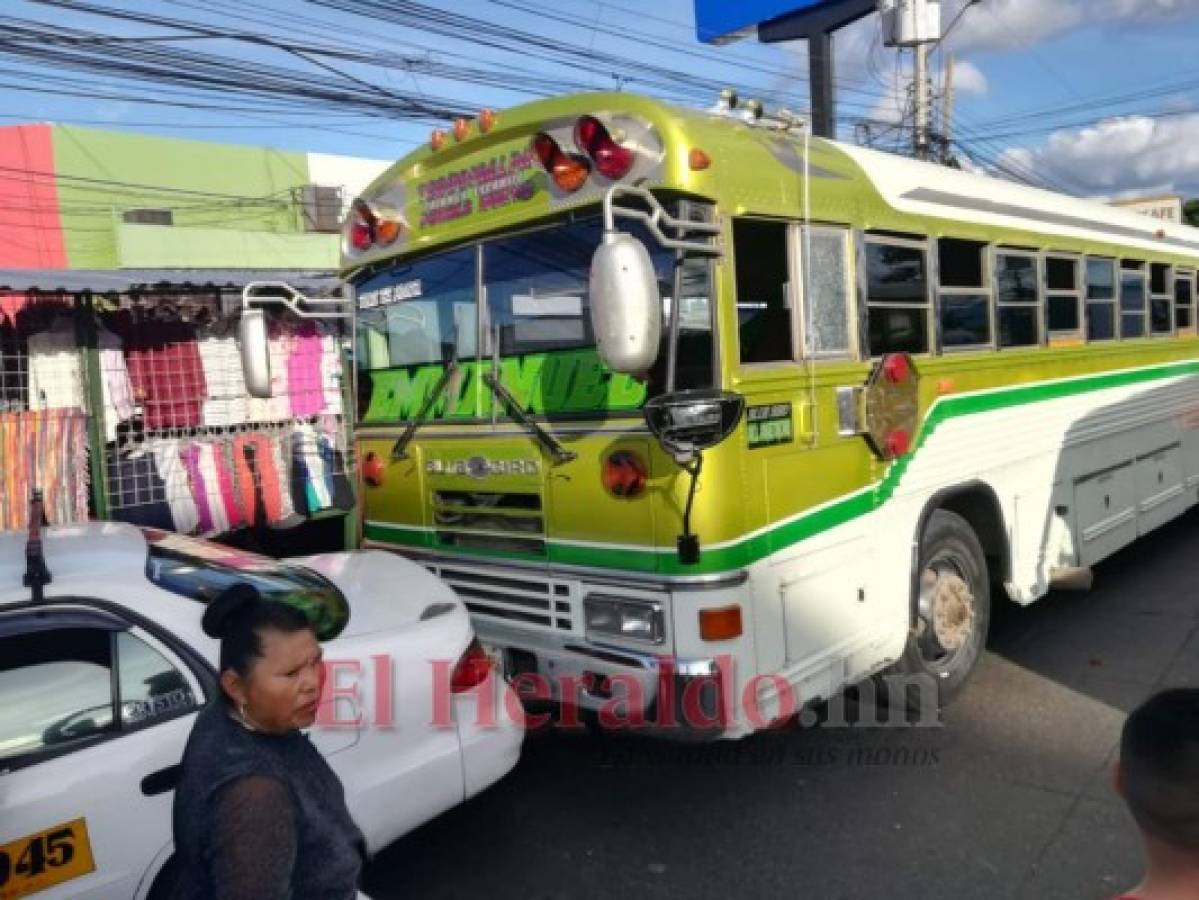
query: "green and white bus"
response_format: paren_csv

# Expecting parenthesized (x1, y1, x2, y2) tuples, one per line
(330, 91, 1199, 738)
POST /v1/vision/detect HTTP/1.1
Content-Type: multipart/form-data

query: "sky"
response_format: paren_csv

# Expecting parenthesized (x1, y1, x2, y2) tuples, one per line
(5, 0, 1199, 200)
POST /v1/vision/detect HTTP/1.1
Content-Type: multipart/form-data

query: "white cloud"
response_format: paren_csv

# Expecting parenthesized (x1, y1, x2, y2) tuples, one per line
(1092, 0, 1199, 26)
(951, 59, 988, 96)
(948, 0, 1082, 54)
(944, 0, 1199, 53)
(998, 113, 1199, 196)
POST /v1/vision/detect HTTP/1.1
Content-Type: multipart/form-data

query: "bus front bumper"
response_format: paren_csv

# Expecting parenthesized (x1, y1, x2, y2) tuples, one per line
(475, 622, 731, 741)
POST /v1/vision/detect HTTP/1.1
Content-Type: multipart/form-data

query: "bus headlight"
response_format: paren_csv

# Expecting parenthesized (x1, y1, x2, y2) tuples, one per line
(584, 595, 664, 645)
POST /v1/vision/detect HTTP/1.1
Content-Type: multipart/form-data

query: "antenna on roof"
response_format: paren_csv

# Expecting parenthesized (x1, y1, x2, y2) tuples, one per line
(24, 488, 52, 604)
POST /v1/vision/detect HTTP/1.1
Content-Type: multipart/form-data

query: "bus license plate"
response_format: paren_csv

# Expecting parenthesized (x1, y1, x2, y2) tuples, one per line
(0, 818, 96, 899)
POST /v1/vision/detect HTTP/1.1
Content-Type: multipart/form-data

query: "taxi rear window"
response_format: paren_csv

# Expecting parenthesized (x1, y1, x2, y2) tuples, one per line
(142, 530, 349, 641)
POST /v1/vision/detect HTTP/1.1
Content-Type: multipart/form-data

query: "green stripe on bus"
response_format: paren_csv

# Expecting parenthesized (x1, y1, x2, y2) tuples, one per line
(365, 360, 1199, 576)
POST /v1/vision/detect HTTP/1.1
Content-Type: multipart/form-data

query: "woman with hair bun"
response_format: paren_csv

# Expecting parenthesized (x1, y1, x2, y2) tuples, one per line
(171, 582, 368, 900)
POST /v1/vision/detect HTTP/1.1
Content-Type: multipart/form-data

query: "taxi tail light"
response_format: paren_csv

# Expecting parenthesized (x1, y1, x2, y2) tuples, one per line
(573, 115, 634, 180)
(451, 638, 494, 692)
(533, 131, 590, 193)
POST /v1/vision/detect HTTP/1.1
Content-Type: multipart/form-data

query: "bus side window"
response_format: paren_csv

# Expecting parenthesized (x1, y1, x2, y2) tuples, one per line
(1120, 260, 1148, 338)
(801, 227, 851, 358)
(864, 236, 930, 356)
(1150, 263, 1173, 336)
(1085, 257, 1117, 341)
(734, 218, 794, 364)
(1175, 269, 1196, 333)
(994, 249, 1041, 348)
(937, 238, 991, 351)
(1045, 255, 1082, 345)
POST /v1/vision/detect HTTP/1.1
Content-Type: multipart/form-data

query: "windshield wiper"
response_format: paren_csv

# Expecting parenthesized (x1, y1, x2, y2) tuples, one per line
(482, 371, 577, 465)
(390, 356, 459, 461)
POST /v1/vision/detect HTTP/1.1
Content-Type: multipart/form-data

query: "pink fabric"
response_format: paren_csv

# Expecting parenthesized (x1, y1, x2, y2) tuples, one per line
(179, 444, 213, 533)
(287, 321, 325, 417)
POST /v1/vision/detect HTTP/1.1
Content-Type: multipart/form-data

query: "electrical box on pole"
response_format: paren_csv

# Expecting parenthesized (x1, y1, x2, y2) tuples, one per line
(879, 0, 941, 47)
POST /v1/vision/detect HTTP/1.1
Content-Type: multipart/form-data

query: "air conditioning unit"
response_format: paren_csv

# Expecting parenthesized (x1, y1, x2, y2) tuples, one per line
(299, 185, 344, 233)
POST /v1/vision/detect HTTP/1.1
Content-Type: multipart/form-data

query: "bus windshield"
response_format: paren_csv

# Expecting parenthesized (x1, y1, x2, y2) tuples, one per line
(354, 211, 713, 424)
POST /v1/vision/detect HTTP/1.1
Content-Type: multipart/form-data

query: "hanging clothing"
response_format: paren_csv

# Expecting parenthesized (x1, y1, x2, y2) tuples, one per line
(290, 423, 334, 516)
(98, 325, 134, 443)
(0, 410, 89, 530)
(269, 431, 299, 525)
(125, 320, 207, 430)
(196, 442, 233, 536)
(27, 316, 84, 411)
(320, 325, 344, 416)
(149, 438, 200, 534)
(197, 331, 249, 428)
(267, 321, 294, 421)
(211, 441, 245, 531)
(180, 443, 218, 536)
(232, 433, 294, 526)
(232, 434, 266, 527)
(288, 322, 326, 418)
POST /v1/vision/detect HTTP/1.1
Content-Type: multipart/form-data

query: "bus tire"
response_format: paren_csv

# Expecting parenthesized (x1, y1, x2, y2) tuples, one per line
(880, 509, 991, 711)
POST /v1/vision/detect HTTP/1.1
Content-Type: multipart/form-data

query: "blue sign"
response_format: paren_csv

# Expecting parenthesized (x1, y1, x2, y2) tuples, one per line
(694, 0, 840, 43)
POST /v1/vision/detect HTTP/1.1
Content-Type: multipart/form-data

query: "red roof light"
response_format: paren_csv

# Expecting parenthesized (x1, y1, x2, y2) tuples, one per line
(573, 115, 634, 180)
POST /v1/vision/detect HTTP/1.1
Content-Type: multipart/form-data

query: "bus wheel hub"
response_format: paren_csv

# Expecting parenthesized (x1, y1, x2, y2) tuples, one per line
(920, 567, 974, 652)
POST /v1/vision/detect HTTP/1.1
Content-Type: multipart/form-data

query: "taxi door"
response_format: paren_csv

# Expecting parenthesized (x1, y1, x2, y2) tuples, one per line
(0, 609, 206, 900)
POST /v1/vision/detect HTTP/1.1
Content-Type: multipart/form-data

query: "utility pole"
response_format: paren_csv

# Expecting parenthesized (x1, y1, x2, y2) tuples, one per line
(914, 41, 931, 160)
(941, 53, 955, 165)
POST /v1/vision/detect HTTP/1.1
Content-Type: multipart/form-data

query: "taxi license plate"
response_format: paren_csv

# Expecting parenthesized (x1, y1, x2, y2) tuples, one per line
(0, 818, 95, 900)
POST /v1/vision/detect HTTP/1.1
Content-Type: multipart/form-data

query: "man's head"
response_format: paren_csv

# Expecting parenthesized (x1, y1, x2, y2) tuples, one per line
(1118, 688, 1199, 851)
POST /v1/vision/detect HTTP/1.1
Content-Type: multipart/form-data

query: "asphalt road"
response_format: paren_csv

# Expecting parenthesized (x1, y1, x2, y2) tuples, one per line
(363, 511, 1199, 900)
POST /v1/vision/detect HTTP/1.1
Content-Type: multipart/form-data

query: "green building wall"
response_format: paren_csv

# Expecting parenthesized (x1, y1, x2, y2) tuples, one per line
(50, 125, 316, 269)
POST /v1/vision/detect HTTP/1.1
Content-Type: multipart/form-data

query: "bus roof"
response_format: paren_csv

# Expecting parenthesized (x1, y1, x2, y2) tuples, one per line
(838, 141, 1199, 259)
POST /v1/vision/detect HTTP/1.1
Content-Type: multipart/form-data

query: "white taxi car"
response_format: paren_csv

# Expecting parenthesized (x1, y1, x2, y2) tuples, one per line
(0, 520, 523, 899)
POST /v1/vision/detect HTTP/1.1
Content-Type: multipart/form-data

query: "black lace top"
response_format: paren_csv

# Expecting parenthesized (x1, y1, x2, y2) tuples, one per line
(172, 700, 366, 900)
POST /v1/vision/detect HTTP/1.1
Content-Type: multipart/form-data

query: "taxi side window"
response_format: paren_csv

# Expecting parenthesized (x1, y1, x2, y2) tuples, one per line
(0, 626, 199, 769)
(117, 632, 197, 727)
(0, 629, 116, 764)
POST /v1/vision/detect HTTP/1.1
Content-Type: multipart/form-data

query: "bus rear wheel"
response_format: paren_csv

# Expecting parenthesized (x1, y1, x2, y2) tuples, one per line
(882, 509, 991, 710)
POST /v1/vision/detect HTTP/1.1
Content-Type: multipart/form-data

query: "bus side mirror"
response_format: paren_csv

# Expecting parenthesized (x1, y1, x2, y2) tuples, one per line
(589, 230, 661, 374)
(239, 308, 272, 398)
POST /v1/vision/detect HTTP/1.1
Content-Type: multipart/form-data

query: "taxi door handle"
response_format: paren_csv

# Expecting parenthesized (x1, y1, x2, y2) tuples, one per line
(141, 764, 182, 796)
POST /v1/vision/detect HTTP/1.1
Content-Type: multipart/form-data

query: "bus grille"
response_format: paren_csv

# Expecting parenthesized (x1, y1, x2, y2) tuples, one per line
(431, 490, 546, 555)
(430, 565, 574, 632)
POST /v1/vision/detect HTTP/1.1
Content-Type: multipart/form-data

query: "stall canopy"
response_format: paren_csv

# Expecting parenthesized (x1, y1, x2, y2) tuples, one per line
(0, 269, 342, 296)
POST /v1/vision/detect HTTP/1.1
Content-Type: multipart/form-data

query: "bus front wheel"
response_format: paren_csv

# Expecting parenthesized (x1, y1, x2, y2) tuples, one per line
(882, 509, 991, 710)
